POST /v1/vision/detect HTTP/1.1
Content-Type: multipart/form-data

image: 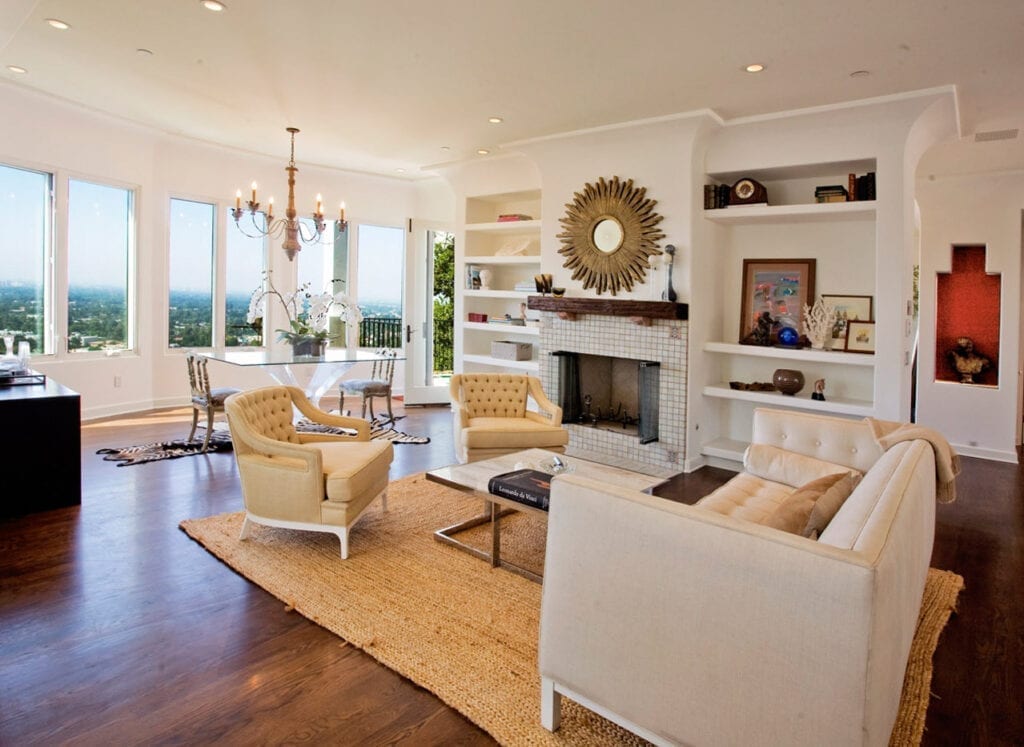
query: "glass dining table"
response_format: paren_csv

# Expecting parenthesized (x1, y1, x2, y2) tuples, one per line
(201, 347, 403, 409)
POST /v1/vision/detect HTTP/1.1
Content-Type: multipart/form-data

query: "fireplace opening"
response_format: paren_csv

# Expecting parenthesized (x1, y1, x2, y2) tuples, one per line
(554, 351, 659, 443)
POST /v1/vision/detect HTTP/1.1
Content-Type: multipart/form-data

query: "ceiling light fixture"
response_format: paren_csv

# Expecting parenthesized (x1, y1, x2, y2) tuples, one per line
(45, 18, 70, 30)
(232, 127, 343, 262)
(6, 65, 27, 74)
(476, 148, 490, 155)
(744, 63, 765, 73)
(201, 0, 226, 11)
(488, 117, 503, 124)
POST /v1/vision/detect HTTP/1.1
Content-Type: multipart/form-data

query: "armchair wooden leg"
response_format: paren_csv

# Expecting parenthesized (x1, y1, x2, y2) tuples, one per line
(541, 677, 562, 731)
(188, 409, 199, 442)
(361, 396, 368, 420)
(337, 527, 350, 559)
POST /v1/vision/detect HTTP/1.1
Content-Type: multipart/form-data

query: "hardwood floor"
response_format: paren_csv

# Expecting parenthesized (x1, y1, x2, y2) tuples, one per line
(0, 404, 1021, 745)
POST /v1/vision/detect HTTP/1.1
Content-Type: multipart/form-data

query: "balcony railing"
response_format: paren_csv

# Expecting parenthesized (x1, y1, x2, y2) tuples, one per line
(359, 316, 402, 349)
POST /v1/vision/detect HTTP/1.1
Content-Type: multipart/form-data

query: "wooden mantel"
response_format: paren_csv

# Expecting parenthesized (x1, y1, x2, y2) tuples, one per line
(527, 296, 688, 325)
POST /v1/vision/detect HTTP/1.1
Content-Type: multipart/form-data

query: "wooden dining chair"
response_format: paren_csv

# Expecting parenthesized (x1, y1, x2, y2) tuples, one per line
(340, 349, 397, 422)
(186, 352, 241, 452)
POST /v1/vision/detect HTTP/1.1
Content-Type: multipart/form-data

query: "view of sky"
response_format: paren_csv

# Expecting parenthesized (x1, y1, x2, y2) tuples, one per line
(0, 164, 49, 286)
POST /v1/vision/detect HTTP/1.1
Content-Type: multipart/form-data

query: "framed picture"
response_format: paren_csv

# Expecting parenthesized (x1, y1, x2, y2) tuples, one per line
(821, 294, 873, 344)
(845, 320, 876, 353)
(739, 258, 816, 343)
(466, 264, 481, 290)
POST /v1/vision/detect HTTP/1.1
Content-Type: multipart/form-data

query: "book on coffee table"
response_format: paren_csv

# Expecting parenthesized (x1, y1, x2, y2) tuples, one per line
(487, 468, 552, 510)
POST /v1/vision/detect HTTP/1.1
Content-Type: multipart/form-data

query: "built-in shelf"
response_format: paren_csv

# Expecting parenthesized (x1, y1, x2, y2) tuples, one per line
(464, 289, 532, 299)
(700, 437, 750, 463)
(528, 296, 688, 320)
(463, 353, 539, 372)
(704, 341, 875, 366)
(462, 322, 540, 335)
(703, 200, 876, 225)
(463, 255, 540, 265)
(464, 219, 542, 233)
(703, 384, 874, 416)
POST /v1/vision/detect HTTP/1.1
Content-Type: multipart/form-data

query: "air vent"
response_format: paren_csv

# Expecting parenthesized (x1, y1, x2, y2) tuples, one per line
(974, 128, 1019, 143)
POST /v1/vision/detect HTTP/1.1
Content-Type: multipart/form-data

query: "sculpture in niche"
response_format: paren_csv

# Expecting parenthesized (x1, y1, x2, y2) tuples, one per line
(556, 176, 665, 295)
(947, 337, 991, 384)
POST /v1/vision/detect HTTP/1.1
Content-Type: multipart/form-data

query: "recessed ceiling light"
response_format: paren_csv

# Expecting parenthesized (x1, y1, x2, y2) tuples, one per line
(488, 117, 503, 124)
(45, 18, 70, 30)
(201, 0, 226, 11)
(476, 149, 490, 155)
(849, 70, 871, 78)
(744, 63, 765, 73)
(6, 65, 27, 74)
(395, 168, 406, 173)
(136, 48, 154, 57)
(440, 146, 451, 151)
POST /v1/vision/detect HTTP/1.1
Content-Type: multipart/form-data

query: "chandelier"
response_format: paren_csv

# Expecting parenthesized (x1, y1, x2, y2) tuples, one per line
(232, 127, 347, 261)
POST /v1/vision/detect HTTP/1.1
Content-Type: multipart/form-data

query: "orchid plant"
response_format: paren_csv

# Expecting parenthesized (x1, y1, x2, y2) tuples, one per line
(246, 271, 362, 345)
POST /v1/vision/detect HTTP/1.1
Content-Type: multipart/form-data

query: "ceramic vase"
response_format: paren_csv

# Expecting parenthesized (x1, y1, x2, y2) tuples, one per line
(772, 368, 805, 396)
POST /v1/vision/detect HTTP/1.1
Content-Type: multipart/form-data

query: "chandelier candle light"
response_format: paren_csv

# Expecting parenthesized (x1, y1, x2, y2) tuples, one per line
(232, 127, 347, 261)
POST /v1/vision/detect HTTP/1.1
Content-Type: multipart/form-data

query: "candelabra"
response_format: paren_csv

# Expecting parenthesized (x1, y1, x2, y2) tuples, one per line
(232, 127, 347, 261)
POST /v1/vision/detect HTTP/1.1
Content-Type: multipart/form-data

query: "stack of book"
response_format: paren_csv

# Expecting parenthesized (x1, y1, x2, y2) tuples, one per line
(850, 171, 876, 201)
(513, 280, 536, 292)
(497, 213, 532, 222)
(814, 185, 849, 203)
(487, 468, 552, 510)
(703, 184, 731, 209)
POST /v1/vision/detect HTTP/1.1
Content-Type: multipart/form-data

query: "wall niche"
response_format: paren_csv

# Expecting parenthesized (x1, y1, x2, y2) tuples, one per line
(935, 245, 1000, 386)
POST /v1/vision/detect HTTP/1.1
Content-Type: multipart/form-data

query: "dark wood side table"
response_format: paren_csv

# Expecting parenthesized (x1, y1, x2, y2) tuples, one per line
(0, 377, 81, 517)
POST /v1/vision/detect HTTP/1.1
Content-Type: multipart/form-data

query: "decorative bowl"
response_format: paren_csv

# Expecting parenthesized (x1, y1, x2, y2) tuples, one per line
(772, 368, 805, 396)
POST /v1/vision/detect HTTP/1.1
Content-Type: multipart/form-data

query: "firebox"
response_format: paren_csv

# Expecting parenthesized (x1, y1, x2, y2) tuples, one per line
(553, 351, 660, 444)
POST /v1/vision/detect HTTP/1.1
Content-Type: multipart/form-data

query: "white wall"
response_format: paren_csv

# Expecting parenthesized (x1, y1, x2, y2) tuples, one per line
(915, 170, 1024, 462)
(0, 82, 452, 419)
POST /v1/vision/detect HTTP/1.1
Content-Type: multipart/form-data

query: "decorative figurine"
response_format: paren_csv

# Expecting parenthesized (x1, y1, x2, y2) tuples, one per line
(948, 337, 991, 384)
(742, 311, 776, 346)
(812, 378, 826, 401)
(662, 244, 677, 302)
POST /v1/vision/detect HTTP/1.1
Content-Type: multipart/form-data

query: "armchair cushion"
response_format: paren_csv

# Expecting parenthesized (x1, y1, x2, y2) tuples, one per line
(463, 417, 570, 451)
(315, 440, 394, 506)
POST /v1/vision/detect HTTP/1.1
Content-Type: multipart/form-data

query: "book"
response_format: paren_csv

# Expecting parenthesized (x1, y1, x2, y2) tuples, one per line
(496, 213, 533, 222)
(487, 468, 552, 510)
(848, 173, 857, 201)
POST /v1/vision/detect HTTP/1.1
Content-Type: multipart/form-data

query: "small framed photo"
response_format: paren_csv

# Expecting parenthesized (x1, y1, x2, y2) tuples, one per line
(845, 320, 876, 353)
(466, 264, 481, 290)
(821, 294, 873, 344)
(739, 258, 816, 344)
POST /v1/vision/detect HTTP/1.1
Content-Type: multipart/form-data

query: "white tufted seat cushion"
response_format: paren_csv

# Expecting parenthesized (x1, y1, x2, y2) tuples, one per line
(695, 473, 795, 524)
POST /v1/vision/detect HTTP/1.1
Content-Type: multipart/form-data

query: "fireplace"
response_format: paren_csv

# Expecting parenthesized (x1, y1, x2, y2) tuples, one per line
(553, 352, 660, 443)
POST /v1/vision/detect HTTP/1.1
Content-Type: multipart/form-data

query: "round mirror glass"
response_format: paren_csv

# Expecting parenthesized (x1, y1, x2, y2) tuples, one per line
(592, 218, 624, 254)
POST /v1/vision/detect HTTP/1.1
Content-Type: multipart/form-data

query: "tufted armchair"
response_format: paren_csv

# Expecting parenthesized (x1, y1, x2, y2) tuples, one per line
(449, 373, 569, 463)
(224, 385, 393, 559)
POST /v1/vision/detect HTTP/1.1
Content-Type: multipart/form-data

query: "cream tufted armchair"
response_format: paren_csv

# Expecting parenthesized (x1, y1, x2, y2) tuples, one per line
(224, 385, 394, 559)
(449, 373, 569, 463)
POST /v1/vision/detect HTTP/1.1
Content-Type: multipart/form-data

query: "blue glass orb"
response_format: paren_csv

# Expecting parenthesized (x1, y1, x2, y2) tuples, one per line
(777, 326, 800, 346)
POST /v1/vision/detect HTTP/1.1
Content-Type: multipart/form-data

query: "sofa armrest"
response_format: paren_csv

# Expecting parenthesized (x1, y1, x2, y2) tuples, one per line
(541, 474, 881, 747)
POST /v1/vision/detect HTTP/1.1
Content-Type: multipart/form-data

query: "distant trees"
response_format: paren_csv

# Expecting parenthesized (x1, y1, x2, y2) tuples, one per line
(432, 233, 455, 373)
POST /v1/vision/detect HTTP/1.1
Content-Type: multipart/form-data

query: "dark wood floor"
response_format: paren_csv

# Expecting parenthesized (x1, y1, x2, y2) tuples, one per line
(0, 403, 1021, 745)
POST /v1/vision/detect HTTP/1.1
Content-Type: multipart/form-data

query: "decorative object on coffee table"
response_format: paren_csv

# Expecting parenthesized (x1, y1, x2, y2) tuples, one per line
(812, 378, 826, 401)
(557, 175, 665, 296)
(772, 368, 805, 395)
(947, 336, 991, 384)
(803, 297, 837, 350)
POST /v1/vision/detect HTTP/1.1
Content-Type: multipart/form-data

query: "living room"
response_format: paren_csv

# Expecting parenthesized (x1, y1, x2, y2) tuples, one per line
(2, 1, 1022, 744)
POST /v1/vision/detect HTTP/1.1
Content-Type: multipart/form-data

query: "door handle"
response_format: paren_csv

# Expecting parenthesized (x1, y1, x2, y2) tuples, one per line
(405, 324, 413, 343)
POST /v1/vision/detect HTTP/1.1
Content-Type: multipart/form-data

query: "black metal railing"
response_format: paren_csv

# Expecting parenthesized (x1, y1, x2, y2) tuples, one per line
(359, 316, 402, 348)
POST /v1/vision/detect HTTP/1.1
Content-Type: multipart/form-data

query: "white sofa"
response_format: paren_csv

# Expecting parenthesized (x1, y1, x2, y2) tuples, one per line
(539, 408, 939, 747)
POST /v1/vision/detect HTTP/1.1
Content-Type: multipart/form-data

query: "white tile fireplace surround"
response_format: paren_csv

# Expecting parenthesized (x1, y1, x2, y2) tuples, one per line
(532, 300, 687, 474)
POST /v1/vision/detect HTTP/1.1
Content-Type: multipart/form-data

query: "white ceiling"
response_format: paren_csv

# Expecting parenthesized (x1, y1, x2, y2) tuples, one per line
(1, 0, 1022, 178)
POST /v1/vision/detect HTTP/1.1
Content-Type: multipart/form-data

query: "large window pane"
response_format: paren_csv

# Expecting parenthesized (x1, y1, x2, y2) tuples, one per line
(225, 207, 265, 346)
(357, 225, 404, 348)
(168, 199, 214, 347)
(296, 217, 335, 293)
(0, 163, 51, 355)
(67, 179, 132, 352)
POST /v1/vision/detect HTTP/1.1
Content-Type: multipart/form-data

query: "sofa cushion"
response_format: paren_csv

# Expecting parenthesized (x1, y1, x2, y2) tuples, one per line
(744, 443, 862, 488)
(696, 473, 794, 524)
(763, 473, 856, 537)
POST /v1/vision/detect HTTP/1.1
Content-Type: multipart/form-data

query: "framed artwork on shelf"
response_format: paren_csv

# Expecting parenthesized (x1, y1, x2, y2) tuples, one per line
(466, 264, 481, 290)
(821, 294, 874, 345)
(739, 258, 816, 344)
(845, 320, 876, 353)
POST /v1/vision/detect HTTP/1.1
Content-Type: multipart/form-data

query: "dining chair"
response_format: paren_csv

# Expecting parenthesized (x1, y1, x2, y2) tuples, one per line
(340, 349, 397, 422)
(186, 352, 241, 452)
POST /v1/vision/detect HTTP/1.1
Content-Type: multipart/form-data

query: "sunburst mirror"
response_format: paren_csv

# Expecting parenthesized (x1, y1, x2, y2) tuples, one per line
(557, 176, 665, 295)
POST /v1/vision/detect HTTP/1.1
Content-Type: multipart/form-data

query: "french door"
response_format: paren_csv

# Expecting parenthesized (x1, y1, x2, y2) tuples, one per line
(402, 220, 454, 405)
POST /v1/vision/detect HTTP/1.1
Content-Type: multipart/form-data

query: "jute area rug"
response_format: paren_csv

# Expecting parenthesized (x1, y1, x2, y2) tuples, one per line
(180, 474, 963, 746)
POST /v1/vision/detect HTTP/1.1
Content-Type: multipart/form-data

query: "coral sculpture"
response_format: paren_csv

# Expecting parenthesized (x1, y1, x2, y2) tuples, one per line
(802, 298, 837, 349)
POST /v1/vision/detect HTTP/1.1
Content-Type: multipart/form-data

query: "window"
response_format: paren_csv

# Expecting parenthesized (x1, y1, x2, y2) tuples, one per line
(168, 198, 215, 347)
(0, 163, 52, 355)
(67, 179, 133, 352)
(225, 207, 265, 346)
(356, 224, 404, 348)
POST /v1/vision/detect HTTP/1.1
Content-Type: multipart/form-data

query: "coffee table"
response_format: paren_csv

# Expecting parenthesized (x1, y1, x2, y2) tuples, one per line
(426, 448, 667, 582)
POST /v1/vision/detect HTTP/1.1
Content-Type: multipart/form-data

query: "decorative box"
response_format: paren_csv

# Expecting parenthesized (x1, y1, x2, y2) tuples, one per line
(468, 312, 488, 323)
(491, 341, 533, 360)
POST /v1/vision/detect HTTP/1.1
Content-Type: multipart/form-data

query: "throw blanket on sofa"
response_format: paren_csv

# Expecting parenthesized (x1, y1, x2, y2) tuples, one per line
(864, 418, 960, 503)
